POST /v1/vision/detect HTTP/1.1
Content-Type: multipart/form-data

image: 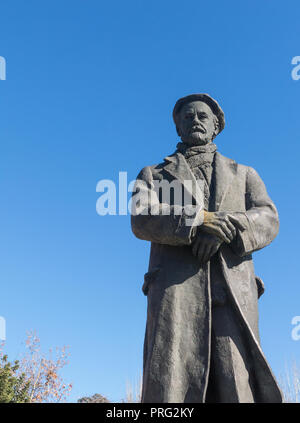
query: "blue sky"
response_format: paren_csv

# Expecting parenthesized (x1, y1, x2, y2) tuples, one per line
(0, 0, 299, 402)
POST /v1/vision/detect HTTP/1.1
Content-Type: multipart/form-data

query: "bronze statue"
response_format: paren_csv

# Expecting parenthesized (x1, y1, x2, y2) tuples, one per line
(131, 93, 282, 403)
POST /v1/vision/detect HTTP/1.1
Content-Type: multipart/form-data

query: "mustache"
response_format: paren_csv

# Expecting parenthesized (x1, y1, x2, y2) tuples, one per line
(189, 125, 206, 134)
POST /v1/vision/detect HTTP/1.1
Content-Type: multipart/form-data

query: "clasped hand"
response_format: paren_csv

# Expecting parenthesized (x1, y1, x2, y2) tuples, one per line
(191, 212, 245, 264)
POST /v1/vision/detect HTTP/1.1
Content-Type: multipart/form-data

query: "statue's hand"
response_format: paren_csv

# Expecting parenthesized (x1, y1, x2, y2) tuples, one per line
(201, 211, 243, 243)
(192, 231, 223, 264)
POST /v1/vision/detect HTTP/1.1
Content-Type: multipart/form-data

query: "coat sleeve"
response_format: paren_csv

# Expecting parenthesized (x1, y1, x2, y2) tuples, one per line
(130, 166, 203, 246)
(230, 166, 279, 257)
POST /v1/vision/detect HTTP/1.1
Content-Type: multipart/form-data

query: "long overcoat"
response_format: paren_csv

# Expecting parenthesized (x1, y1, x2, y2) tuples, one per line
(131, 150, 282, 403)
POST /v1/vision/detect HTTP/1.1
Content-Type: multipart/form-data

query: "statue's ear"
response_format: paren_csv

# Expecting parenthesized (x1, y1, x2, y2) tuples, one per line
(212, 118, 219, 139)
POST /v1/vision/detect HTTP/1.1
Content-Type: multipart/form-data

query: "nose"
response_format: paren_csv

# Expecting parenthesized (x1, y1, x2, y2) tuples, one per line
(192, 114, 200, 125)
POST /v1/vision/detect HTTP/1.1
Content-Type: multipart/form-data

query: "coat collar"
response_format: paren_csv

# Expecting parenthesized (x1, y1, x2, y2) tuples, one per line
(163, 151, 203, 206)
(212, 152, 236, 210)
(163, 151, 236, 211)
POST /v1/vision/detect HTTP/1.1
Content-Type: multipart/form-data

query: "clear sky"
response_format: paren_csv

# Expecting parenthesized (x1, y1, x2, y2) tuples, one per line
(0, 0, 299, 402)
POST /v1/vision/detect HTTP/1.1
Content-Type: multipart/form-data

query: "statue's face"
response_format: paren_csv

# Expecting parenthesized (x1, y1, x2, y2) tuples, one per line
(177, 101, 218, 146)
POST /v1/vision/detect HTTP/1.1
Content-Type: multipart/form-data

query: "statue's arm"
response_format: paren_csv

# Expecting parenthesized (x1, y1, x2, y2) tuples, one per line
(230, 166, 279, 257)
(130, 166, 202, 246)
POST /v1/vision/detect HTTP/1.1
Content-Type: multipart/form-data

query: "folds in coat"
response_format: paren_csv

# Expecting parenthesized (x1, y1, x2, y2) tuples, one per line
(131, 150, 282, 403)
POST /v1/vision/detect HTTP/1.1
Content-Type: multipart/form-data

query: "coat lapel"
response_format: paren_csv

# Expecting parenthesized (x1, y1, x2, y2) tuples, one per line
(163, 152, 204, 206)
(212, 152, 236, 211)
(163, 151, 236, 211)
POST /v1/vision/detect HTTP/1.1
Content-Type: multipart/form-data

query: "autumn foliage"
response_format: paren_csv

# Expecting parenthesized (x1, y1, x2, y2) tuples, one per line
(0, 331, 72, 403)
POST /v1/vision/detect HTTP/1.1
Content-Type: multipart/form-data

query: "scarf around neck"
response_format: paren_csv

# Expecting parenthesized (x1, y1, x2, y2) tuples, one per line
(176, 141, 217, 169)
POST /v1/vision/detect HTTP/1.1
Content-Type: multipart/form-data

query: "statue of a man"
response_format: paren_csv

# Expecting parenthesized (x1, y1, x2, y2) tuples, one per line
(131, 93, 282, 403)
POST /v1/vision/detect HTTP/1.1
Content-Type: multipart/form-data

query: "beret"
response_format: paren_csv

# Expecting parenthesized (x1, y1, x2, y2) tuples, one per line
(173, 93, 225, 134)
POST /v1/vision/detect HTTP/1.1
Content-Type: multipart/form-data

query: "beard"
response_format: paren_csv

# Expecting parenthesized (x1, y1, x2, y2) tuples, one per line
(180, 129, 211, 146)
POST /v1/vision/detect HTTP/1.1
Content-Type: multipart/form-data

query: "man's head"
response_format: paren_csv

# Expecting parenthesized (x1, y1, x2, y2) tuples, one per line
(173, 94, 225, 146)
